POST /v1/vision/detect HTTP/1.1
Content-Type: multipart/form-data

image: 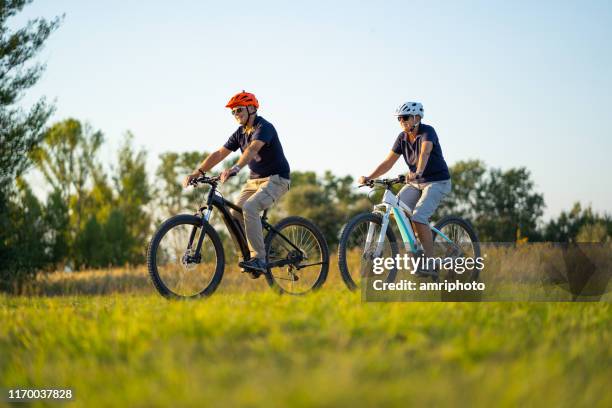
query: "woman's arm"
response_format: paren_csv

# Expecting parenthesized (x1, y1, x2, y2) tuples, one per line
(359, 151, 401, 183)
(414, 141, 433, 176)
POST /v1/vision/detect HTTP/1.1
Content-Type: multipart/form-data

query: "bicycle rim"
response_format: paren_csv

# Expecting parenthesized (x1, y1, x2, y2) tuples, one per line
(266, 222, 326, 294)
(341, 214, 396, 289)
(154, 222, 220, 297)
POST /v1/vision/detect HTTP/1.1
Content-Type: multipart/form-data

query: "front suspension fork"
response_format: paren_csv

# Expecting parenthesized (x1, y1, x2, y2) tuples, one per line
(185, 207, 213, 263)
(363, 211, 390, 259)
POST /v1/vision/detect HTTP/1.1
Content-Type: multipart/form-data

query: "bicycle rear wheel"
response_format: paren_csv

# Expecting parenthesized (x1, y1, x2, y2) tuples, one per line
(264, 216, 329, 295)
(147, 214, 225, 299)
(432, 215, 481, 282)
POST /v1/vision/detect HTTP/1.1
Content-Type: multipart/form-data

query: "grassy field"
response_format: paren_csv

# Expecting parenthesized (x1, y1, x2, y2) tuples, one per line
(1, 265, 611, 407)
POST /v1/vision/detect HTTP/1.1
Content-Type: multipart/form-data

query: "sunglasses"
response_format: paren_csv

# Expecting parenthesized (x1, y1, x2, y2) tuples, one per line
(231, 107, 246, 115)
(397, 115, 416, 122)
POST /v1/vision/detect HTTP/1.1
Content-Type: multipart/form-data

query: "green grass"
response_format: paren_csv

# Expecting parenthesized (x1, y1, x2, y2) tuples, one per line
(1, 286, 611, 407)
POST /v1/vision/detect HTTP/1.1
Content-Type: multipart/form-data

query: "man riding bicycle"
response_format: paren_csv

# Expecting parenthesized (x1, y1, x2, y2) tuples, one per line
(358, 102, 451, 270)
(183, 91, 291, 277)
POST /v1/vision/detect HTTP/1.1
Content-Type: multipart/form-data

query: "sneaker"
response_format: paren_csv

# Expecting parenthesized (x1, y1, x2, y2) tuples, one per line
(414, 265, 439, 279)
(239, 258, 268, 279)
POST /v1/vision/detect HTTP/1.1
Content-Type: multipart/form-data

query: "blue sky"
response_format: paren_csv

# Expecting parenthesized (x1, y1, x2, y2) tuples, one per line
(11, 0, 612, 219)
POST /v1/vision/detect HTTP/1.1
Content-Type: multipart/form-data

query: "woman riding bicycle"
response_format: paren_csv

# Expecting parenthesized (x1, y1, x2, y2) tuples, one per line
(358, 101, 451, 265)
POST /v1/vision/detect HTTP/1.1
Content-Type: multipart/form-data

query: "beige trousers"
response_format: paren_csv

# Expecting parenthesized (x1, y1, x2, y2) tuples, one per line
(231, 175, 290, 260)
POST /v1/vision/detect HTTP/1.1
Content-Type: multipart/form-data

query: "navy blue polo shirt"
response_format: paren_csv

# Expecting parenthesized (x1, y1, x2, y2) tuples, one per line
(224, 116, 290, 179)
(391, 123, 450, 182)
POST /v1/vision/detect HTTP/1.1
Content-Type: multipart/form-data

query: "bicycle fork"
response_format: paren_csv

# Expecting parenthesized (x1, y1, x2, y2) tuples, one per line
(183, 207, 214, 266)
(364, 205, 422, 259)
(363, 207, 392, 259)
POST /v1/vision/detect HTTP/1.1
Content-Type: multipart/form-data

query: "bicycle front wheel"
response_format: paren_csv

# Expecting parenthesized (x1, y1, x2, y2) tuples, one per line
(147, 214, 225, 299)
(264, 216, 329, 295)
(337, 212, 399, 291)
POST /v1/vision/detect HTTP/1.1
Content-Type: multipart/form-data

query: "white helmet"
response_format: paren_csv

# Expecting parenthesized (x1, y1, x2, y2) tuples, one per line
(395, 101, 424, 118)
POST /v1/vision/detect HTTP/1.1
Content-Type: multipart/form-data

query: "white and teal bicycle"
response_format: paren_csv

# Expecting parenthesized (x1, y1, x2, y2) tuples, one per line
(337, 175, 480, 291)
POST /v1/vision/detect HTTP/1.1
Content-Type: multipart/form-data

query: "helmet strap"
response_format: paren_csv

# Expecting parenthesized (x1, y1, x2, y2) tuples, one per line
(247, 106, 257, 125)
(243, 106, 257, 134)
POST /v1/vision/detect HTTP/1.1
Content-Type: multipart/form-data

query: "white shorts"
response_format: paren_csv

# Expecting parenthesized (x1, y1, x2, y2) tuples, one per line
(398, 179, 452, 224)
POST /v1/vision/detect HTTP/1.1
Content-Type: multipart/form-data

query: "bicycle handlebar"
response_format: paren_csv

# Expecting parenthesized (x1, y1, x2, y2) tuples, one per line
(189, 174, 222, 187)
(359, 174, 406, 188)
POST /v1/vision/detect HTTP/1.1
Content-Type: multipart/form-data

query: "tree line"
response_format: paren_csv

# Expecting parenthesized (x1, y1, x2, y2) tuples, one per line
(1, 1, 610, 292)
(3, 115, 610, 291)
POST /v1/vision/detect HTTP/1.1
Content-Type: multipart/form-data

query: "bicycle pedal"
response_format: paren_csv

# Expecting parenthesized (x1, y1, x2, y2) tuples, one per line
(242, 270, 262, 279)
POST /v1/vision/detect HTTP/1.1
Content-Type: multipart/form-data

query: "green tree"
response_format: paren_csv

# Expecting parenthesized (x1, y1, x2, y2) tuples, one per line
(0, 0, 61, 291)
(0, 179, 52, 291)
(112, 133, 152, 264)
(29, 119, 107, 268)
(576, 222, 610, 243)
(0, 0, 61, 188)
(73, 215, 104, 269)
(155, 151, 209, 218)
(280, 171, 370, 247)
(322, 170, 361, 205)
(71, 134, 153, 268)
(436, 159, 486, 219)
(154, 150, 248, 220)
(290, 171, 318, 188)
(31, 119, 104, 232)
(474, 167, 545, 241)
(543, 203, 612, 242)
(283, 184, 344, 245)
(43, 188, 70, 267)
(102, 209, 132, 266)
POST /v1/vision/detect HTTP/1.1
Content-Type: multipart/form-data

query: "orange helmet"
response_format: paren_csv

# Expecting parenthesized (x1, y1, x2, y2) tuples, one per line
(225, 91, 259, 109)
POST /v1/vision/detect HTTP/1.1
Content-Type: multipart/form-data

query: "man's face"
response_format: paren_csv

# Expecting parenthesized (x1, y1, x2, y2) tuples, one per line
(231, 105, 250, 125)
(398, 114, 420, 132)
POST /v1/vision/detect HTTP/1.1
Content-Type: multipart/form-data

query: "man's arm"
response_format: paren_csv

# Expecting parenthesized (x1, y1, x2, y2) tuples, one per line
(183, 146, 232, 187)
(198, 146, 233, 172)
(220, 140, 265, 183)
(358, 151, 401, 184)
(236, 140, 265, 168)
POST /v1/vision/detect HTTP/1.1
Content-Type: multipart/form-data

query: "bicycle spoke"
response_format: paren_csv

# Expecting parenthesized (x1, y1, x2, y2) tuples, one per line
(154, 222, 218, 297)
(339, 213, 397, 290)
(266, 220, 326, 295)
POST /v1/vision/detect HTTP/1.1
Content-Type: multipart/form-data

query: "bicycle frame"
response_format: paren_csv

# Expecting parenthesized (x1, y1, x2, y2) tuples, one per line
(368, 187, 455, 257)
(190, 181, 305, 268)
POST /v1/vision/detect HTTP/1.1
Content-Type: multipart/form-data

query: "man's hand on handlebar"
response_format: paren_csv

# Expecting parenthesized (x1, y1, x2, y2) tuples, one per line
(183, 171, 201, 188)
(220, 165, 241, 183)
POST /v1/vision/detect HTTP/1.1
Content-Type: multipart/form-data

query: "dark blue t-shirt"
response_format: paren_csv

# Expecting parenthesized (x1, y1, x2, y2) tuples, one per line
(391, 123, 450, 182)
(224, 116, 290, 179)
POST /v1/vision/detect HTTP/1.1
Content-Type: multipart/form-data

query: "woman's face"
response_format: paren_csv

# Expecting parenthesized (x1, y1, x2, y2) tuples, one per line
(398, 114, 420, 133)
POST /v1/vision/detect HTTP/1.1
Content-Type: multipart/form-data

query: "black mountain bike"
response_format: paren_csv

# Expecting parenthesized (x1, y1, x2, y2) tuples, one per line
(147, 174, 329, 298)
